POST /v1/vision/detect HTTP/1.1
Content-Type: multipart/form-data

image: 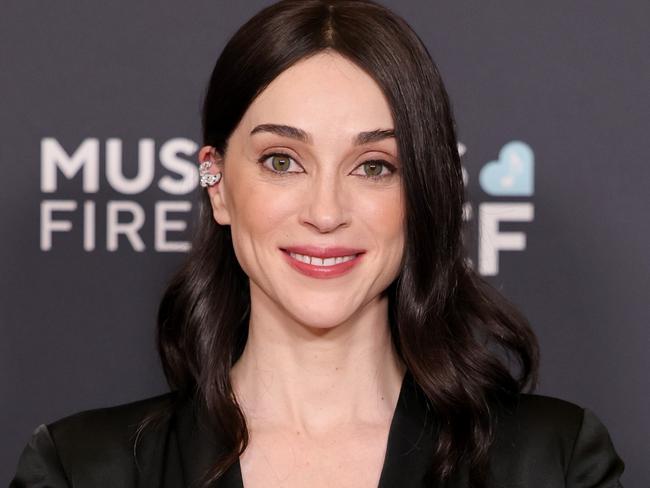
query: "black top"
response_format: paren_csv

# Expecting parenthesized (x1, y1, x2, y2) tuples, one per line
(11, 370, 624, 487)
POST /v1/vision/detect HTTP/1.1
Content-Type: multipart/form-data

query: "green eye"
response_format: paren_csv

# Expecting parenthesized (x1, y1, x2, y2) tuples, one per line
(257, 152, 300, 175)
(363, 161, 384, 177)
(270, 154, 292, 172)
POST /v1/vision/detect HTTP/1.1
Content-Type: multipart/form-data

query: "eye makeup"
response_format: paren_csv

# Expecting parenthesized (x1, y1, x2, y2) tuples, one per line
(256, 151, 399, 181)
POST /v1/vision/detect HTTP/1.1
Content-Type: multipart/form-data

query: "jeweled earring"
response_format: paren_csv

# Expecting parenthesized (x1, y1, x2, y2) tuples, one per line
(199, 160, 222, 187)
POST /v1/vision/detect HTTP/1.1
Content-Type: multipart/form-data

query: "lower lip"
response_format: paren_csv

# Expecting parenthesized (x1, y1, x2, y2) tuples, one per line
(281, 249, 364, 279)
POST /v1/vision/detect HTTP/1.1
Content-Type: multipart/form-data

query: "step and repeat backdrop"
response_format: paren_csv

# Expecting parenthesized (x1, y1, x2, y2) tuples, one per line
(1, 1, 647, 485)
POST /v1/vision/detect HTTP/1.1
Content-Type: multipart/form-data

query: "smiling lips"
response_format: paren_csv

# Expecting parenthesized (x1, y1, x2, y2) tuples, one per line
(281, 245, 365, 278)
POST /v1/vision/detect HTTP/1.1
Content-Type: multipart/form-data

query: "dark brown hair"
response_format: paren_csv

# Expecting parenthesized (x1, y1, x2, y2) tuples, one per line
(143, 1, 539, 486)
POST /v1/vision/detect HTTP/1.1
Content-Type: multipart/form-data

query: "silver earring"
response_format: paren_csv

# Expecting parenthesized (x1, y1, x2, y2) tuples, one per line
(199, 160, 222, 187)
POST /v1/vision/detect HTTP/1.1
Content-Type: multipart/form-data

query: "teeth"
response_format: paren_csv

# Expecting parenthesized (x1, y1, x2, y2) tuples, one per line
(288, 252, 357, 266)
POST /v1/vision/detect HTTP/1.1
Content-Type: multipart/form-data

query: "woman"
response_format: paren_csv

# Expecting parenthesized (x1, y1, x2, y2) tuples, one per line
(11, 1, 624, 487)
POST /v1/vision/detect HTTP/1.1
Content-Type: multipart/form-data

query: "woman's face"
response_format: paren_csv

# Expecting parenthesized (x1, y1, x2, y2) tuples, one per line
(203, 51, 405, 329)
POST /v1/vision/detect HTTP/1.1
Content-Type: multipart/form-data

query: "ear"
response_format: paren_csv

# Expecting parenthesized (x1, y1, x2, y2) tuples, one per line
(198, 145, 231, 225)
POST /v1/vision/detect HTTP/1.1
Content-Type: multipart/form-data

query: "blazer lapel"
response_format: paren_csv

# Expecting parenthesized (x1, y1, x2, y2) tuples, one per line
(173, 395, 243, 488)
(377, 370, 442, 487)
(172, 370, 443, 488)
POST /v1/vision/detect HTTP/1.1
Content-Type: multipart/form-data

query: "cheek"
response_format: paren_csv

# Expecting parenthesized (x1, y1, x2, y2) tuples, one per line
(229, 177, 297, 246)
(362, 188, 405, 243)
(355, 187, 406, 279)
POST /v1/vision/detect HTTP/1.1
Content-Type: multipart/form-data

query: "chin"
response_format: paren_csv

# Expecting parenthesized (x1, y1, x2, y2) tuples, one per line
(286, 302, 358, 331)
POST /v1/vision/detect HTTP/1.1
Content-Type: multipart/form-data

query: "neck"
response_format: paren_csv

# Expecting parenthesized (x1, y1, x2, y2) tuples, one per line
(229, 283, 406, 435)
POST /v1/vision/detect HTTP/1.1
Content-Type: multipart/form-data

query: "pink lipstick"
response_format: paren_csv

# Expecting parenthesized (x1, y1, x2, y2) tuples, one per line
(280, 246, 365, 279)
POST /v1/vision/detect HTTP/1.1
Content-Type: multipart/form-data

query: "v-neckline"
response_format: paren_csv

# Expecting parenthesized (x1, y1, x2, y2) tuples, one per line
(218, 369, 436, 488)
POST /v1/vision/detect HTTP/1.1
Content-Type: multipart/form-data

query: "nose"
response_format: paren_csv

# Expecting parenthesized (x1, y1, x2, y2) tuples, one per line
(300, 170, 350, 233)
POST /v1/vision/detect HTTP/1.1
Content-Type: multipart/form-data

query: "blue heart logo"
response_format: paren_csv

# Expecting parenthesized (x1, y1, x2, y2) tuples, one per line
(479, 141, 534, 196)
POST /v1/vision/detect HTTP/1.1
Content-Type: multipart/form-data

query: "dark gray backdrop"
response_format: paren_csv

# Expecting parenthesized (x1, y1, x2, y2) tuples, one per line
(1, 1, 648, 485)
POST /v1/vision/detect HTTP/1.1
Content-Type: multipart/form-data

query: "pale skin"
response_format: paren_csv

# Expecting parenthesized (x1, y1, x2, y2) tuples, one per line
(198, 50, 407, 487)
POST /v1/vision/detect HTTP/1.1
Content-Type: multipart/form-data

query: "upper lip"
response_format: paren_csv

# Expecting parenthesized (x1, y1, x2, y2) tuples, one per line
(282, 245, 365, 258)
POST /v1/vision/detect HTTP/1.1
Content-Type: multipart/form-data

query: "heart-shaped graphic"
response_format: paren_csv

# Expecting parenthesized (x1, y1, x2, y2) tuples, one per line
(479, 141, 534, 196)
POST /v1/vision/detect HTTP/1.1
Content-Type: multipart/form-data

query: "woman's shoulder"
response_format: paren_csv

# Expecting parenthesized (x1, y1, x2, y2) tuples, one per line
(499, 391, 584, 433)
(10, 391, 181, 487)
(493, 392, 586, 456)
(488, 392, 625, 486)
(47, 390, 178, 444)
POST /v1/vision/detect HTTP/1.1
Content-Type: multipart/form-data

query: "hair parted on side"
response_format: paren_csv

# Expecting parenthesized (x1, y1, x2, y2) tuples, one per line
(139, 1, 540, 486)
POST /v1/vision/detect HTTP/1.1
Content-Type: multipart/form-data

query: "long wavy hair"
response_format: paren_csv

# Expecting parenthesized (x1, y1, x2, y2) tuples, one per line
(140, 1, 539, 486)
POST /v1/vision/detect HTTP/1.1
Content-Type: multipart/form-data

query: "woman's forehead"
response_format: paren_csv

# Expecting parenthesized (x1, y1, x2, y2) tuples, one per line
(239, 52, 395, 143)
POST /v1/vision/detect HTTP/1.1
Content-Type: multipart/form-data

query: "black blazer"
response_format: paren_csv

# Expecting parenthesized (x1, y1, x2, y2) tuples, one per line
(11, 370, 624, 487)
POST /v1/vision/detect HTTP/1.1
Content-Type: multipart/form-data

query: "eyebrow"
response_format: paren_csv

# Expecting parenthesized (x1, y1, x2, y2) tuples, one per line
(250, 124, 395, 146)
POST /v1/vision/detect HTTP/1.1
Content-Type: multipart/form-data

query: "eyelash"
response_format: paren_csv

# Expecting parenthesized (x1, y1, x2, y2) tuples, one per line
(256, 152, 398, 181)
